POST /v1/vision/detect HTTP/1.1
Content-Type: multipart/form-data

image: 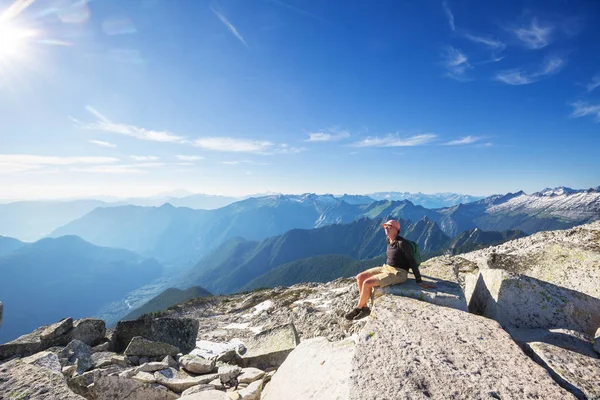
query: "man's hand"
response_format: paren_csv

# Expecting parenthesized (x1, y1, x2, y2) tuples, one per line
(418, 282, 436, 289)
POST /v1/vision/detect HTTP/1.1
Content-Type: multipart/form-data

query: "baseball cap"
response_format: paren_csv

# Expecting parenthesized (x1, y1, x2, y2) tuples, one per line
(382, 220, 400, 230)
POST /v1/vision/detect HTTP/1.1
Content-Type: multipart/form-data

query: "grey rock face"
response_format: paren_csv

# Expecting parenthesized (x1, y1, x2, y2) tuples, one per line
(468, 269, 600, 335)
(90, 374, 179, 400)
(0, 358, 86, 399)
(237, 367, 264, 383)
(0, 326, 45, 360)
(526, 341, 600, 400)
(349, 295, 575, 400)
(40, 318, 73, 341)
(68, 318, 106, 346)
(262, 336, 355, 400)
(114, 317, 199, 353)
(240, 323, 299, 370)
(22, 351, 62, 374)
(180, 354, 216, 374)
(238, 379, 262, 400)
(124, 336, 181, 357)
(58, 339, 93, 376)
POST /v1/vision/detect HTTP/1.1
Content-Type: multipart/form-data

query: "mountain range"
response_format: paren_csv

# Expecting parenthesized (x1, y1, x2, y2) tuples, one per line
(47, 187, 600, 270)
(0, 235, 165, 343)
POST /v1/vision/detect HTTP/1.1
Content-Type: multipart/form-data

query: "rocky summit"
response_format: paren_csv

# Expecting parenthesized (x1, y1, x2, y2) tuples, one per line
(1, 222, 599, 399)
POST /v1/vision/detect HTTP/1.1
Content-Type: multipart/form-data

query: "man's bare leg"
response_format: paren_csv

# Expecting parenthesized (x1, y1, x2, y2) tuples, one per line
(357, 277, 380, 309)
(356, 270, 377, 301)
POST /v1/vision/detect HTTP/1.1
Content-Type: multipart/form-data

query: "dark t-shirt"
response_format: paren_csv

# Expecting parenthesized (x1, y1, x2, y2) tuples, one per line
(386, 235, 422, 283)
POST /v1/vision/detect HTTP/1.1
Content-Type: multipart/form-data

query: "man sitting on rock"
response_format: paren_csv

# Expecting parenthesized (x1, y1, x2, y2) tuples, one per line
(345, 219, 435, 321)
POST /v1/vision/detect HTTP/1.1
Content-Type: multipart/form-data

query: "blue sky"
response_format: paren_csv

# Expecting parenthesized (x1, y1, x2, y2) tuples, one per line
(0, 0, 599, 200)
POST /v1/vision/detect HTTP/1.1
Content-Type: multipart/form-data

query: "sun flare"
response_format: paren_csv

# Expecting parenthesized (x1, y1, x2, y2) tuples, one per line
(0, 19, 36, 60)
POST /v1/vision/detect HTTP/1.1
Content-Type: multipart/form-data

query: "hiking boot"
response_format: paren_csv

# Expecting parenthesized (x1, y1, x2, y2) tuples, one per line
(345, 307, 362, 320)
(353, 306, 371, 320)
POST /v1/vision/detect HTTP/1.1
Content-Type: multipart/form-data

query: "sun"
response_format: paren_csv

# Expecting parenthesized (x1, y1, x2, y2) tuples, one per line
(0, 19, 36, 61)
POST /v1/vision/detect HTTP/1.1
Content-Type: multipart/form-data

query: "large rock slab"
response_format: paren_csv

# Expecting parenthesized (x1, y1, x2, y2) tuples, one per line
(468, 269, 600, 335)
(124, 336, 181, 357)
(68, 318, 106, 346)
(262, 336, 355, 400)
(525, 341, 600, 400)
(508, 327, 598, 359)
(114, 317, 199, 353)
(239, 323, 299, 370)
(349, 294, 575, 400)
(460, 222, 600, 300)
(90, 374, 179, 400)
(0, 358, 86, 399)
(41, 317, 73, 341)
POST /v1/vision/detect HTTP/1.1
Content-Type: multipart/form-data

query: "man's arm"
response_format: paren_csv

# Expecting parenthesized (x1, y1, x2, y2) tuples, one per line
(400, 240, 422, 283)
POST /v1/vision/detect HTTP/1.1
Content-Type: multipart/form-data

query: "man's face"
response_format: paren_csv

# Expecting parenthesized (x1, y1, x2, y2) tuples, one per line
(384, 225, 398, 238)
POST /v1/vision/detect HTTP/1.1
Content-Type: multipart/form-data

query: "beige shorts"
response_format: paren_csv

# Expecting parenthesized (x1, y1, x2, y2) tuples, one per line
(364, 264, 408, 288)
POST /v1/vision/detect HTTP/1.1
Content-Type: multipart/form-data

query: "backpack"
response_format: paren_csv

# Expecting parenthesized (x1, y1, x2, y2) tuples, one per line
(406, 240, 422, 266)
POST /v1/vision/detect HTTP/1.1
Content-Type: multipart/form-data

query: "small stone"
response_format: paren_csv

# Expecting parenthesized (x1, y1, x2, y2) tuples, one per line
(135, 361, 169, 373)
(237, 367, 264, 384)
(180, 354, 216, 374)
(238, 379, 262, 400)
(110, 354, 129, 367)
(163, 355, 179, 368)
(218, 365, 242, 384)
(62, 365, 76, 377)
(227, 392, 241, 400)
(594, 328, 600, 355)
(209, 378, 225, 390)
(91, 341, 110, 353)
(118, 368, 137, 378)
(125, 355, 140, 365)
(181, 384, 216, 396)
(133, 371, 156, 384)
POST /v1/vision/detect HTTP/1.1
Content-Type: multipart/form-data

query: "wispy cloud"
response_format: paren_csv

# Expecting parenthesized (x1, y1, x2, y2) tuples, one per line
(570, 101, 600, 122)
(442, 47, 471, 80)
(443, 136, 482, 145)
(176, 155, 204, 161)
(193, 137, 273, 153)
(0, 154, 119, 173)
(442, 1, 455, 31)
(463, 33, 506, 50)
(220, 160, 269, 165)
(350, 134, 437, 148)
(69, 165, 146, 174)
(212, 8, 248, 49)
(510, 17, 553, 49)
(495, 56, 566, 85)
(130, 156, 159, 161)
(89, 140, 116, 148)
(585, 74, 600, 93)
(75, 107, 186, 143)
(306, 130, 350, 142)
